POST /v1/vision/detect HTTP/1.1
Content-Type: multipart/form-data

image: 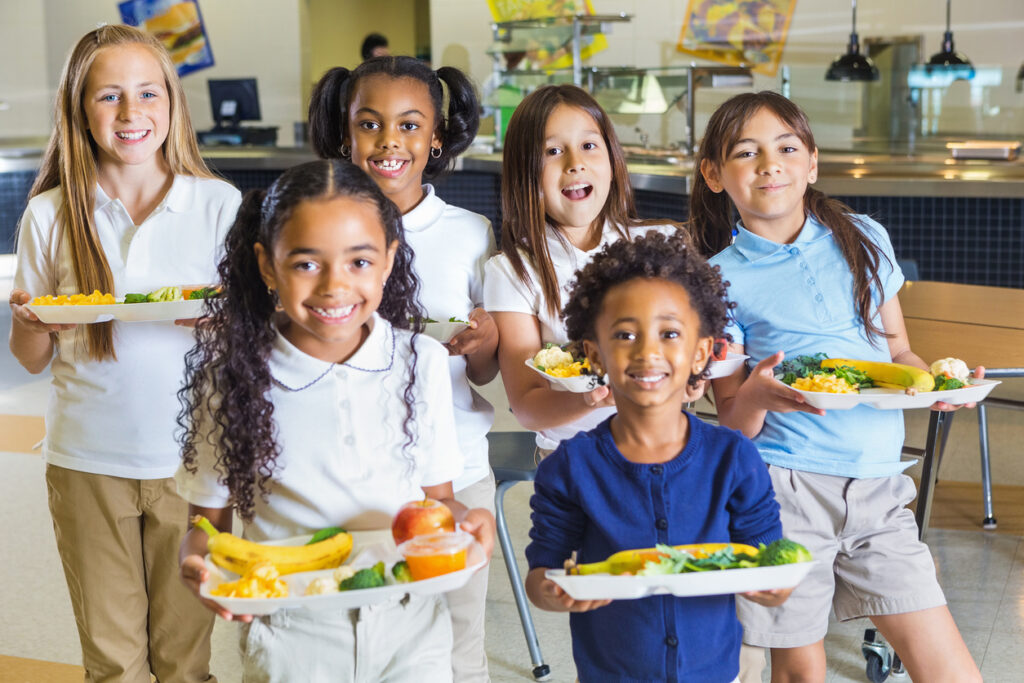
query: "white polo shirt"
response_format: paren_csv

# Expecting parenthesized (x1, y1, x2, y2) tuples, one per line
(14, 175, 241, 479)
(175, 315, 464, 542)
(483, 222, 681, 449)
(403, 184, 495, 492)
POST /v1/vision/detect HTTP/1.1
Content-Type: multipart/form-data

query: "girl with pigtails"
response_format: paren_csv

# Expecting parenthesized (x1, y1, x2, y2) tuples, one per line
(309, 57, 499, 682)
(176, 159, 495, 683)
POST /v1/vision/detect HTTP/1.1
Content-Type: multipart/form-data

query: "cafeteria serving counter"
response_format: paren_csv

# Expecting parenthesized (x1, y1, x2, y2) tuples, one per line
(2, 142, 1022, 288)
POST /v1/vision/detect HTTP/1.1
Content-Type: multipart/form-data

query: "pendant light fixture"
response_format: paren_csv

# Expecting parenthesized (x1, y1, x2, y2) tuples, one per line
(926, 0, 974, 77)
(825, 0, 879, 82)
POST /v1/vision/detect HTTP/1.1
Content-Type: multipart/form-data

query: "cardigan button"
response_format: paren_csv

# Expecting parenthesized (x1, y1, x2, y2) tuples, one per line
(665, 635, 678, 647)
(656, 518, 668, 530)
(651, 465, 663, 475)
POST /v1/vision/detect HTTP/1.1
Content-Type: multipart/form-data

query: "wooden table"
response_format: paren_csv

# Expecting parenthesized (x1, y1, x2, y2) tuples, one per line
(898, 281, 1024, 534)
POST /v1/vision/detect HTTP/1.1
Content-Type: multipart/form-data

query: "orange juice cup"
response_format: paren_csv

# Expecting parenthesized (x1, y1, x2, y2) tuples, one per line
(398, 531, 472, 581)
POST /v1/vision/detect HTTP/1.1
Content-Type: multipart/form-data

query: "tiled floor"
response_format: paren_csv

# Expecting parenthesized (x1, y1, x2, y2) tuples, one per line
(2, 279, 1024, 681)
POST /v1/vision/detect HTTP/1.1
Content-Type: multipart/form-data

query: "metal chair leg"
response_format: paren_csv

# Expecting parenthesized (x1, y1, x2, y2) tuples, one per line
(915, 411, 948, 540)
(977, 403, 997, 529)
(495, 479, 551, 681)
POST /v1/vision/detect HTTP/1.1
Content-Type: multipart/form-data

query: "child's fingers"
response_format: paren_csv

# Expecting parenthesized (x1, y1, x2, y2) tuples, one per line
(752, 350, 785, 376)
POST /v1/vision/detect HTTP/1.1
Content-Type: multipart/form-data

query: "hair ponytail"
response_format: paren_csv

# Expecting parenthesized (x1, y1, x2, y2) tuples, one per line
(308, 66, 353, 160)
(426, 66, 480, 178)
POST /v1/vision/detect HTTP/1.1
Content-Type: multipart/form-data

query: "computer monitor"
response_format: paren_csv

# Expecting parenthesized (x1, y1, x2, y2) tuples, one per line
(208, 78, 261, 130)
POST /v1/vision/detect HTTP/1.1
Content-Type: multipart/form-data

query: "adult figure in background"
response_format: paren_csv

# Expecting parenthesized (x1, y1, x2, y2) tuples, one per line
(361, 32, 390, 61)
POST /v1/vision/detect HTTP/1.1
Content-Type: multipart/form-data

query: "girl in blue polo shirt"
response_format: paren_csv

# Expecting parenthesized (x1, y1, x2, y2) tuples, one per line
(524, 231, 787, 683)
(691, 92, 982, 682)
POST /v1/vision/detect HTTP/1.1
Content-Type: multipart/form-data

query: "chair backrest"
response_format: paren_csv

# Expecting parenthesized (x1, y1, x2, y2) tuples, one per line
(486, 431, 539, 482)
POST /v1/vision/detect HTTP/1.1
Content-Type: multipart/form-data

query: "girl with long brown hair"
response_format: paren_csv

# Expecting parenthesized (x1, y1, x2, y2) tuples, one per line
(692, 91, 982, 682)
(8, 25, 240, 681)
(484, 84, 686, 454)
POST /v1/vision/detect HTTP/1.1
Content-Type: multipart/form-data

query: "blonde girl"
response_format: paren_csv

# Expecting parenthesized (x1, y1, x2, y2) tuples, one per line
(9, 25, 240, 682)
(484, 84, 685, 453)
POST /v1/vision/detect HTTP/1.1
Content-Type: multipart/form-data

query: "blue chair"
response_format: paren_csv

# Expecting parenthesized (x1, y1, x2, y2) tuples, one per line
(486, 431, 551, 681)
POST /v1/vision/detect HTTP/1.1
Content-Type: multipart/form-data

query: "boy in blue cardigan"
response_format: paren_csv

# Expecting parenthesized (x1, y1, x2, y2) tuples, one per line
(524, 231, 790, 683)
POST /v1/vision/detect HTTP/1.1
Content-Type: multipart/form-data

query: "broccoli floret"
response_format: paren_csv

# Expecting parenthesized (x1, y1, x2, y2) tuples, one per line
(340, 566, 386, 590)
(758, 538, 813, 566)
(391, 560, 413, 583)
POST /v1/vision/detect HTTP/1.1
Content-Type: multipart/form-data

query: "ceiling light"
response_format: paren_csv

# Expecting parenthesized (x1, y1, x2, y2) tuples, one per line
(826, 1, 879, 82)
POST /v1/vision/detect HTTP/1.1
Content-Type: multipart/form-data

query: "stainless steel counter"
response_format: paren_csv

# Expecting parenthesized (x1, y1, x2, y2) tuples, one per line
(2, 138, 1023, 198)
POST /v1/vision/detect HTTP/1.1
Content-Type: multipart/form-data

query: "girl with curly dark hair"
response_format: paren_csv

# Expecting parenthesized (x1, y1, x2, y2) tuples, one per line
(524, 231, 787, 682)
(175, 159, 495, 681)
(309, 56, 499, 680)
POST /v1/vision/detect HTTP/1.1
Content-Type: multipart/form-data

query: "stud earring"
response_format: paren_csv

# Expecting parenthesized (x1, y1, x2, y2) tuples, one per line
(340, 144, 351, 159)
(430, 146, 442, 159)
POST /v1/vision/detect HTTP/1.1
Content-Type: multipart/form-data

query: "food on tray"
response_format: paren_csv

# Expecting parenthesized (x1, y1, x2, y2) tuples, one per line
(392, 497, 456, 545)
(532, 342, 594, 378)
(712, 338, 729, 362)
(391, 560, 413, 584)
(821, 358, 934, 393)
(303, 564, 358, 596)
(780, 354, 943, 394)
(566, 538, 811, 577)
(398, 531, 472, 580)
(340, 561, 388, 590)
(930, 357, 970, 391)
(210, 560, 289, 599)
(411, 315, 470, 324)
(566, 542, 760, 576)
(191, 515, 353, 576)
(123, 285, 220, 304)
(31, 290, 116, 306)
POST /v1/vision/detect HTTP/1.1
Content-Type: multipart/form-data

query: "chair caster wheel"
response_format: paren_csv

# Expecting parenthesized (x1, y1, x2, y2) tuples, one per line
(532, 664, 551, 680)
(862, 628, 895, 682)
(865, 651, 888, 683)
(983, 516, 997, 530)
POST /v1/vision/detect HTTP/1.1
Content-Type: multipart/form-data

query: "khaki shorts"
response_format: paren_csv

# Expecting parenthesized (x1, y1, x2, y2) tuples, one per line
(738, 466, 946, 649)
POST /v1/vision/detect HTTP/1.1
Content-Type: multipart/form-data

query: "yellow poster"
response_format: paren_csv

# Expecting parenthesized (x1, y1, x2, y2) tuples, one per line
(676, 0, 796, 77)
(486, 0, 608, 70)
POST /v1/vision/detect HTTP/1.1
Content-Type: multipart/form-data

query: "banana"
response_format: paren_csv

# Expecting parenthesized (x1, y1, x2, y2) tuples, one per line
(820, 359, 934, 392)
(568, 542, 759, 575)
(192, 515, 353, 576)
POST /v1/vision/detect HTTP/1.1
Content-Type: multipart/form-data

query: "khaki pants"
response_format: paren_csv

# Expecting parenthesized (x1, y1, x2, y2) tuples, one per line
(450, 470, 497, 682)
(46, 465, 216, 683)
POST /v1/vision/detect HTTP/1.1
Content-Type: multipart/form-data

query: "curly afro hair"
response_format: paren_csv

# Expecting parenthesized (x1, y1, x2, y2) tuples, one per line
(562, 229, 733, 386)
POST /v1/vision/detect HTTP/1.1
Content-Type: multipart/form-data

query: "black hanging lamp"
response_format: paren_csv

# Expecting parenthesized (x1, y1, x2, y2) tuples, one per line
(926, 0, 974, 77)
(825, 0, 879, 82)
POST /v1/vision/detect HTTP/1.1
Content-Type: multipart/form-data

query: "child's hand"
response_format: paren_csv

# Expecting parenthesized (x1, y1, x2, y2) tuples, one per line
(583, 384, 615, 408)
(460, 507, 496, 560)
(179, 553, 254, 622)
(538, 576, 611, 612)
(740, 586, 794, 607)
(8, 288, 77, 334)
(930, 366, 986, 411)
(445, 308, 497, 357)
(743, 351, 825, 416)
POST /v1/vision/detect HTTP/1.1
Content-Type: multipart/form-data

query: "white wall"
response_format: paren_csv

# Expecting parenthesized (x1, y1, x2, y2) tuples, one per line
(1, 0, 305, 146)
(430, 0, 1024, 149)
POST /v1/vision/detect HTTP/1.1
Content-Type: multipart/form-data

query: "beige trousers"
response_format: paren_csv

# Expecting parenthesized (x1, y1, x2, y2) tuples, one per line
(46, 465, 216, 683)
(450, 470, 497, 682)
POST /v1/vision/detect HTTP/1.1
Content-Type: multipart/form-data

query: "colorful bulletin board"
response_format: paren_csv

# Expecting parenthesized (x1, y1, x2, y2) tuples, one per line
(676, 0, 796, 77)
(487, 0, 609, 70)
(119, 0, 214, 76)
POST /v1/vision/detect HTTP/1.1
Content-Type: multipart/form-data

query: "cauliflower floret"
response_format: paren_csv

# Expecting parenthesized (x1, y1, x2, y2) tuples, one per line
(303, 576, 341, 596)
(333, 565, 357, 583)
(533, 345, 574, 371)
(930, 357, 970, 382)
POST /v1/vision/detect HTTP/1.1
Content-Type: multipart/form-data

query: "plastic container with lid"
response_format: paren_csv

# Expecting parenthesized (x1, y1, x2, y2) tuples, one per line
(397, 530, 472, 581)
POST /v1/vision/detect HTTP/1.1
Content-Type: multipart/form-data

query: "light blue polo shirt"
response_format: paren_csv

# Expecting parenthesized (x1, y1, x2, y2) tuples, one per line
(710, 214, 907, 478)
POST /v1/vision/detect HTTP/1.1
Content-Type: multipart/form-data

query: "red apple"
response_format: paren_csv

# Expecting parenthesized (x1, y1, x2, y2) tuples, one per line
(392, 498, 456, 545)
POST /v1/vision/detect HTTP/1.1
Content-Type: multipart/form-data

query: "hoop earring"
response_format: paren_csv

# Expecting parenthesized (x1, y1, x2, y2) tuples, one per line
(430, 146, 442, 159)
(340, 144, 351, 159)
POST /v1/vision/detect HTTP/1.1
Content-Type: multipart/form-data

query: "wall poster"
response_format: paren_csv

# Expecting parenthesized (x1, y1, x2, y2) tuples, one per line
(119, 0, 214, 77)
(676, 0, 796, 77)
(486, 0, 609, 70)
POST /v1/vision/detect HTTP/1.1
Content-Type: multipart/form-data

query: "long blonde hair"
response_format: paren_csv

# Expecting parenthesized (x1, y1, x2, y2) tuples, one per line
(31, 24, 215, 360)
